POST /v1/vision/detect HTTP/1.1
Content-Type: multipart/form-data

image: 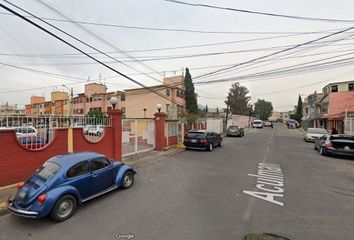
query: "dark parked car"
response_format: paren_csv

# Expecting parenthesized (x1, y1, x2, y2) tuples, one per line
(184, 130, 222, 151)
(8, 152, 136, 221)
(226, 126, 244, 137)
(314, 134, 354, 158)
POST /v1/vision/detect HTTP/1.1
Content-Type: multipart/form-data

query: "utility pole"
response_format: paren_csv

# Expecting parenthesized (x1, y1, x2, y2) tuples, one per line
(225, 94, 230, 131)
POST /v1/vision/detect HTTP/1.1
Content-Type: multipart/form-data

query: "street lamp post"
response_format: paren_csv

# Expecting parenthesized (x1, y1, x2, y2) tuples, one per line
(109, 97, 118, 109)
(156, 104, 162, 113)
(143, 108, 147, 118)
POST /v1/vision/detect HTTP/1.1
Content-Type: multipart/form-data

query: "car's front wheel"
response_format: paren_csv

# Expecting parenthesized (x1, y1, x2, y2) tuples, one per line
(122, 171, 134, 189)
(218, 140, 223, 147)
(50, 195, 77, 222)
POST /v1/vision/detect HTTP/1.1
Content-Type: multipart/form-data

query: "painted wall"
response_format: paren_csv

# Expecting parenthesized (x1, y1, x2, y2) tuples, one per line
(0, 110, 122, 187)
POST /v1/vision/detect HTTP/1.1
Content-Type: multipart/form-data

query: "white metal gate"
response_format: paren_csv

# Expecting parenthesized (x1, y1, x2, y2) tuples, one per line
(122, 118, 155, 158)
(344, 118, 354, 135)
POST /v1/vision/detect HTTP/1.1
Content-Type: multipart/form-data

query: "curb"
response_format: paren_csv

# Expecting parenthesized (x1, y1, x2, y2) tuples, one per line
(0, 183, 17, 216)
(123, 147, 184, 167)
(0, 183, 17, 192)
(0, 148, 184, 217)
(0, 201, 8, 216)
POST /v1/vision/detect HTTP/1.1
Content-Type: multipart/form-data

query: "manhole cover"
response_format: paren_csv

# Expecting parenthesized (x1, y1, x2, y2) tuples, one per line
(243, 233, 290, 240)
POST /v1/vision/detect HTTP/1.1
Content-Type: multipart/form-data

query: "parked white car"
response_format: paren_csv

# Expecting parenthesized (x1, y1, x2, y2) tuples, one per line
(304, 128, 328, 142)
(252, 120, 264, 128)
(12, 127, 38, 137)
(87, 125, 104, 136)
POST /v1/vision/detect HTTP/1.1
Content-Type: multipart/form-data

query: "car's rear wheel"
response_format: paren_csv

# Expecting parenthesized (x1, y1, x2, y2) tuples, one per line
(50, 195, 77, 222)
(208, 143, 213, 151)
(122, 171, 134, 189)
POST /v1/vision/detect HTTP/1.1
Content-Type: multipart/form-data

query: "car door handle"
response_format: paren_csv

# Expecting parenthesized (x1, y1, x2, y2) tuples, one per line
(92, 174, 98, 177)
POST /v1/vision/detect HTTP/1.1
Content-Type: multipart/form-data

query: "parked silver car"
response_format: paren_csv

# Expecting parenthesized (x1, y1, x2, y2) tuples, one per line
(304, 128, 328, 142)
(226, 126, 244, 137)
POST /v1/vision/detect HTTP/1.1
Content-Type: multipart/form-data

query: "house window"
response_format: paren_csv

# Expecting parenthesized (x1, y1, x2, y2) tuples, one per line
(168, 123, 177, 136)
(176, 90, 180, 97)
(349, 83, 354, 91)
(331, 85, 338, 92)
(120, 94, 125, 101)
(166, 89, 170, 96)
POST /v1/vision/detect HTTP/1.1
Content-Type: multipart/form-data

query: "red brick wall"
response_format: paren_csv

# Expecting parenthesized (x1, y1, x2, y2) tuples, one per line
(73, 128, 115, 159)
(0, 110, 122, 187)
(0, 129, 68, 186)
(168, 136, 178, 146)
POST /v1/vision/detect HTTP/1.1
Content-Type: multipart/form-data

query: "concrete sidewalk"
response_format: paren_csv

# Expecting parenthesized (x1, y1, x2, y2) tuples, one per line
(0, 146, 183, 216)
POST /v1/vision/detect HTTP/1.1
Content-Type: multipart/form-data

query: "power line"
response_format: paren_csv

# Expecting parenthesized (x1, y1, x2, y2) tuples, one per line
(0, 1, 181, 106)
(0, 30, 347, 58)
(165, 0, 354, 24)
(195, 34, 354, 82)
(35, 0, 164, 82)
(0, 10, 348, 34)
(195, 55, 354, 86)
(3, 37, 354, 61)
(193, 26, 354, 80)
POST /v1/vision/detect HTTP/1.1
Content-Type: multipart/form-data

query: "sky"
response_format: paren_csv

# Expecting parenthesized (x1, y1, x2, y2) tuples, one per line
(1, 0, 354, 111)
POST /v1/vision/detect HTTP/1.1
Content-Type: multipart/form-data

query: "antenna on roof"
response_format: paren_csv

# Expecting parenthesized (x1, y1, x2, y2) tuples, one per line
(87, 76, 91, 82)
(99, 73, 102, 84)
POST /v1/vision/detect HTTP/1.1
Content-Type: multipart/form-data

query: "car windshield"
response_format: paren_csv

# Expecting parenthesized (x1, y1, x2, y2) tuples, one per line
(186, 132, 206, 139)
(228, 126, 239, 130)
(253, 121, 262, 124)
(35, 162, 60, 180)
(308, 128, 328, 134)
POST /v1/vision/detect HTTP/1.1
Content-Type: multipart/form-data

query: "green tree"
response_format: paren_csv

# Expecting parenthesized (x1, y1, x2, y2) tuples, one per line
(184, 68, 198, 114)
(86, 109, 107, 124)
(87, 109, 104, 118)
(253, 99, 273, 120)
(179, 110, 198, 131)
(296, 95, 303, 121)
(205, 104, 208, 113)
(225, 82, 251, 115)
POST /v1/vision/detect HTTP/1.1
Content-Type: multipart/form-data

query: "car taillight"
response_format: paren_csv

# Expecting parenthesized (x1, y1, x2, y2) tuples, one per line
(38, 194, 47, 204)
(199, 139, 207, 144)
(17, 182, 25, 189)
(184, 139, 188, 142)
(325, 143, 333, 148)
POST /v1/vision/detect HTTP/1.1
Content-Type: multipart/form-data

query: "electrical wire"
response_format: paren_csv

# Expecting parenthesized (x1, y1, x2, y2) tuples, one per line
(2, 37, 354, 61)
(34, 0, 163, 83)
(193, 26, 354, 80)
(0, 10, 348, 34)
(165, 0, 354, 24)
(0, 1, 182, 106)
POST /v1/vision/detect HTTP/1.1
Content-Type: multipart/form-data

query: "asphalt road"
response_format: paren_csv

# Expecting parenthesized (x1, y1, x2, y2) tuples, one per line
(0, 124, 353, 240)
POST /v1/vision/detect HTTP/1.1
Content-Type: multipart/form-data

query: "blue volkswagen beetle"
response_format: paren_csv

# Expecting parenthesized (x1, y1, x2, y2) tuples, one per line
(8, 152, 136, 221)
